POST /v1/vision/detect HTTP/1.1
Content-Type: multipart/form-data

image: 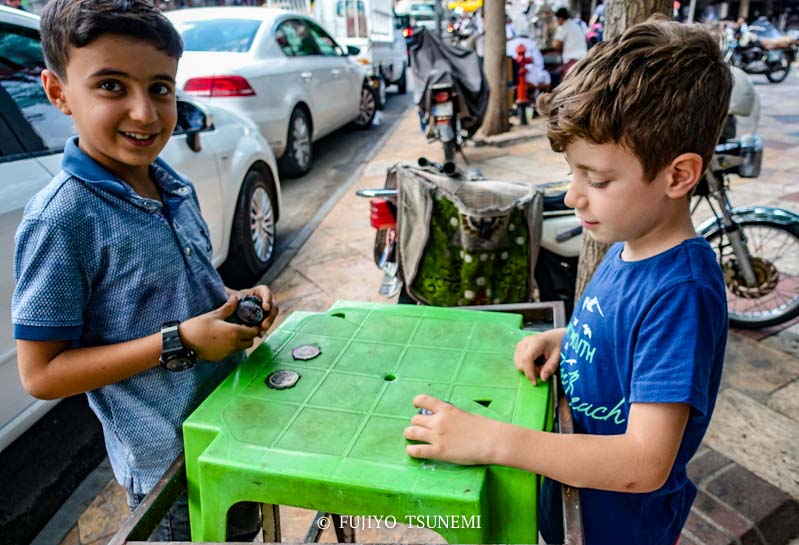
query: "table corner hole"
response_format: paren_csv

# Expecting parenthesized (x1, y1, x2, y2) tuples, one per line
(474, 399, 493, 408)
(331, 312, 346, 319)
(384, 373, 396, 381)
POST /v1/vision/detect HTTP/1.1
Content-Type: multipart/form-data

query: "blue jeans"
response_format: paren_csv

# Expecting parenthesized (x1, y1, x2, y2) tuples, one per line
(128, 490, 261, 541)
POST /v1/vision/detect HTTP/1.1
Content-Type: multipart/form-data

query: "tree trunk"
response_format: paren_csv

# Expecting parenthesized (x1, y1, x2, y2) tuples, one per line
(603, 0, 672, 40)
(573, 0, 671, 303)
(479, 0, 509, 136)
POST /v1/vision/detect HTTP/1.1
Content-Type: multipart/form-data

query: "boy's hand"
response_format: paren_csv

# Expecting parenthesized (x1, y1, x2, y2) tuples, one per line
(180, 295, 261, 361)
(229, 285, 279, 335)
(514, 328, 565, 385)
(403, 394, 499, 465)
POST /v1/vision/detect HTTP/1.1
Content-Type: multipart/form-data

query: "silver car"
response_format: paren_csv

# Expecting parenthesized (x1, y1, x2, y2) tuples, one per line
(166, 7, 378, 177)
(0, 5, 282, 452)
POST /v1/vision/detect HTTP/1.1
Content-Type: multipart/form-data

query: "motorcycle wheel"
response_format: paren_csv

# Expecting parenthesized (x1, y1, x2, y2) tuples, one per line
(766, 54, 791, 83)
(704, 220, 799, 328)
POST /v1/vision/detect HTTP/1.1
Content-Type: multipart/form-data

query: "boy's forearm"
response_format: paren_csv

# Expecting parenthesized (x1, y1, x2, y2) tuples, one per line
(483, 422, 664, 493)
(19, 334, 162, 399)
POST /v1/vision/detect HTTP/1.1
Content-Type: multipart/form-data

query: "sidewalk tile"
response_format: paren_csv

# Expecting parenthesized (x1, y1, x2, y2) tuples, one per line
(683, 510, 735, 545)
(767, 380, 799, 424)
(692, 490, 754, 541)
(763, 324, 799, 360)
(300, 254, 389, 303)
(704, 390, 799, 498)
(291, 229, 367, 269)
(269, 265, 324, 303)
(705, 464, 799, 545)
(688, 449, 733, 484)
(720, 334, 799, 402)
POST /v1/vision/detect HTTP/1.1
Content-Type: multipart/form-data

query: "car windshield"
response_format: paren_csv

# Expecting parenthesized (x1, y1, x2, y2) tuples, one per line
(173, 19, 262, 52)
(411, 3, 435, 13)
(0, 24, 76, 151)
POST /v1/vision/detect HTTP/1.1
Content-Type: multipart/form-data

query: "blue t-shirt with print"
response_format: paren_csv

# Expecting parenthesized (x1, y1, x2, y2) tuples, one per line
(540, 238, 727, 545)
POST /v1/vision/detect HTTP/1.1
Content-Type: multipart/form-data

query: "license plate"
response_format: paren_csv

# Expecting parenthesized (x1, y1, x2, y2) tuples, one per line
(432, 102, 454, 117)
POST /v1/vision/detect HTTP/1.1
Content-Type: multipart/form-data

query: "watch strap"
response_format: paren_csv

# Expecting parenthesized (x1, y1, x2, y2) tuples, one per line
(159, 321, 196, 371)
(161, 321, 184, 354)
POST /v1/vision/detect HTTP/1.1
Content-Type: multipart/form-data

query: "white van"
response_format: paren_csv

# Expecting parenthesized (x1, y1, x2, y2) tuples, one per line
(313, 0, 409, 104)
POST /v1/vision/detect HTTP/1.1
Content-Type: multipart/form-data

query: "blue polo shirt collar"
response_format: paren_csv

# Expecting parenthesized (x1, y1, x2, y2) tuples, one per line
(61, 136, 192, 211)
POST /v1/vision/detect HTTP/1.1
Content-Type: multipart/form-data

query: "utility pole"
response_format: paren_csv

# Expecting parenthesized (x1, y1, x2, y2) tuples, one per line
(435, 0, 443, 37)
(739, 0, 750, 19)
(479, 0, 510, 135)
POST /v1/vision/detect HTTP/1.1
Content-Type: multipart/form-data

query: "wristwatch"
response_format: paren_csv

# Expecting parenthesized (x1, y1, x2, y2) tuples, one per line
(159, 321, 197, 372)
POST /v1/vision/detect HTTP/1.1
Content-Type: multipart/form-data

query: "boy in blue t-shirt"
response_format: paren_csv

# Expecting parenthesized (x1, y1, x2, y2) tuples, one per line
(11, 0, 278, 540)
(403, 18, 731, 545)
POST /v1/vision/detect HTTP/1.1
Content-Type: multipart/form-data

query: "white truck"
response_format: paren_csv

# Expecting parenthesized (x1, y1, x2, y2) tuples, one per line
(313, 0, 408, 106)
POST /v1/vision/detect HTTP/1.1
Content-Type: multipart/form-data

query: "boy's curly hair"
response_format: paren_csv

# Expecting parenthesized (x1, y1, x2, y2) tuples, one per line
(537, 17, 732, 181)
(40, 0, 183, 81)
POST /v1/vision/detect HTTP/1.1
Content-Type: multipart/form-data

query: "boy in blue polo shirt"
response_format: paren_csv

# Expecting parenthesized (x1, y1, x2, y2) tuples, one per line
(11, 0, 277, 540)
(403, 18, 731, 545)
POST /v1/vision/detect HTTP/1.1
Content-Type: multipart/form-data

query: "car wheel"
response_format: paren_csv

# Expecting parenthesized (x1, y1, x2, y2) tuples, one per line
(353, 83, 377, 129)
(218, 168, 277, 289)
(278, 107, 312, 177)
(378, 75, 387, 109)
(397, 66, 408, 95)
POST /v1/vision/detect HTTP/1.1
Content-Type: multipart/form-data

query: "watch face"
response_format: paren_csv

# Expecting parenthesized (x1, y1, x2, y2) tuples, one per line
(162, 354, 195, 372)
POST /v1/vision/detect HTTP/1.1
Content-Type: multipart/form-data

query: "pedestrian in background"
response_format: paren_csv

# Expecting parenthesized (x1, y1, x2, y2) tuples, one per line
(4, 0, 27, 10)
(553, 6, 587, 76)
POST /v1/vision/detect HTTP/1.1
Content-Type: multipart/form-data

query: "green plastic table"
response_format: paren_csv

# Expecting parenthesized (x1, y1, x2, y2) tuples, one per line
(184, 301, 553, 543)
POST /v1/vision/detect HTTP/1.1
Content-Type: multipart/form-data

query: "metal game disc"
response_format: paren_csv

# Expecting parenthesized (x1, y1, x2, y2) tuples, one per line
(292, 343, 322, 361)
(265, 370, 300, 390)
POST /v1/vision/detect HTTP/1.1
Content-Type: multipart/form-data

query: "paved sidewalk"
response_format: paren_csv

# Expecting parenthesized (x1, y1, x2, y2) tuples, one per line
(267, 78, 799, 544)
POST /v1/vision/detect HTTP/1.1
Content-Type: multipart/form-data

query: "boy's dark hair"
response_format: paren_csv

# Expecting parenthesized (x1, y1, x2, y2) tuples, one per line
(40, 0, 183, 80)
(556, 7, 570, 19)
(538, 17, 733, 181)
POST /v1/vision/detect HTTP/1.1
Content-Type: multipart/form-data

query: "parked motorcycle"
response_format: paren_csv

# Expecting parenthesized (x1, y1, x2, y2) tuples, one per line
(449, 9, 478, 49)
(410, 28, 488, 166)
(724, 29, 797, 83)
(358, 68, 799, 329)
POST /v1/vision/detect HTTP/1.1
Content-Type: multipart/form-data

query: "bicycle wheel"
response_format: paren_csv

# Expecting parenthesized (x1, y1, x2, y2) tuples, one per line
(705, 220, 799, 328)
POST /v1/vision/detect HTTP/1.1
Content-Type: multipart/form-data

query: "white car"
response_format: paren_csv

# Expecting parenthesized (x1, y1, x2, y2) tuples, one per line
(166, 7, 378, 177)
(0, 6, 282, 452)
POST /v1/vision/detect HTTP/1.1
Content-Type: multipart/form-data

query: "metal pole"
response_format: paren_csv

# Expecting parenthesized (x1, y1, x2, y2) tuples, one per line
(739, 0, 750, 19)
(435, 0, 443, 37)
(687, 0, 696, 21)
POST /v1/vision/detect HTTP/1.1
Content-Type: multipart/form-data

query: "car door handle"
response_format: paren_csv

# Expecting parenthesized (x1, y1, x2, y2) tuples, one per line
(301, 72, 313, 79)
(331, 69, 341, 77)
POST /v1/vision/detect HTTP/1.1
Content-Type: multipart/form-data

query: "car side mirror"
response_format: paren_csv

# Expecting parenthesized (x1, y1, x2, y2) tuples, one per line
(347, 45, 361, 56)
(175, 100, 213, 153)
